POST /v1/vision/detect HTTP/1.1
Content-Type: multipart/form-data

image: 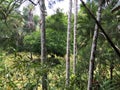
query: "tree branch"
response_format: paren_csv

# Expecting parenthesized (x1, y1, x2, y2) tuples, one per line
(80, 0, 120, 57)
(28, 0, 39, 6)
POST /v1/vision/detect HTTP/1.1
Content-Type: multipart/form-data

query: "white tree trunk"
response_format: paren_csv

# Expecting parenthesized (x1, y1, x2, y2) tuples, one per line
(73, 0, 78, 74)
(87, 1, 102, 90)
(39, 0, 47, 90)
(66, 0, 72, 86)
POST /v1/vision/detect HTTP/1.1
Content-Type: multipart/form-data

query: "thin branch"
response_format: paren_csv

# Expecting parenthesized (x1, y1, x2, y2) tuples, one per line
(80, 0, 120, 57)
(28, 0, 39, 6)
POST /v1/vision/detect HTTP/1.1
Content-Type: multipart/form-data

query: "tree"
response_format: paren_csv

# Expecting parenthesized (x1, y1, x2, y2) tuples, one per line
(87, 0, 102, 90)
(80, 0, 120, 57)
(46, 9, 67, 31)
(66, 0, 72, 86)
(73, 0, 78, 75)
(0, 0, 24, 49)
(24, 12, 67, 57)
(78, 2, 120, 88)
(39, 0, 47, 90)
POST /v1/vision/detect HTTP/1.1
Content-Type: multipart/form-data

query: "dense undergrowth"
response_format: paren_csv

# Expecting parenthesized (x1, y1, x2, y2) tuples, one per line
(0, 50, 120, 90)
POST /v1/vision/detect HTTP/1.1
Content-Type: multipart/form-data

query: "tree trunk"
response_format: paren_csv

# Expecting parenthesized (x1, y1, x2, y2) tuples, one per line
(110, 61, 114, 81)
(73, 0, 78, 74)
(66, 0, 72, 87)
(39, 1, 47, 90)
(87, 1, 102, 90)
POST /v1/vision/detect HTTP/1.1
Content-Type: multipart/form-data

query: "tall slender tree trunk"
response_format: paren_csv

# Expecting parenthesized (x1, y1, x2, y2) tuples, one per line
(87, 1, 102, 90)
(73, 0, 78, 74)
(39, 1, 47, 90)
(66, 0, 72, 87)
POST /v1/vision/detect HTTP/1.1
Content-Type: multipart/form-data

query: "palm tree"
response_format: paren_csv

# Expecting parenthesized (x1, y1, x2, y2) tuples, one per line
(66, 0, 72, 86)
(73, 0, 78, 74)
(39, 0, 47, 90)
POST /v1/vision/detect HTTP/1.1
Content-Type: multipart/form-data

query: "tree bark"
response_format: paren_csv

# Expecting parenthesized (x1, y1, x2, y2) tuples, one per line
(73, 0, 78, 74)
(66, 0, 72, 86)
(87, 1, 102, 90)
(39, 0, 47, 90)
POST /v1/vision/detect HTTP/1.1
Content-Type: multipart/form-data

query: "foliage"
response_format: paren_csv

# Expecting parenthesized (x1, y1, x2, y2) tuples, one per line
(24, 28, 66, 56)
(46, 9, 67, 31)
(0, 0, 120, 90)
(24, 31, 40, 52)
(24, 11, 67, 56)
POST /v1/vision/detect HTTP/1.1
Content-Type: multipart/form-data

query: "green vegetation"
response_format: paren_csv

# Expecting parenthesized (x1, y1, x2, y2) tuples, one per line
(0, 0, 120, 90)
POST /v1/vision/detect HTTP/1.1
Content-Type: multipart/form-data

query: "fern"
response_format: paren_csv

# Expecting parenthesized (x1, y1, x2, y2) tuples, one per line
(100, 80, 119, 90)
